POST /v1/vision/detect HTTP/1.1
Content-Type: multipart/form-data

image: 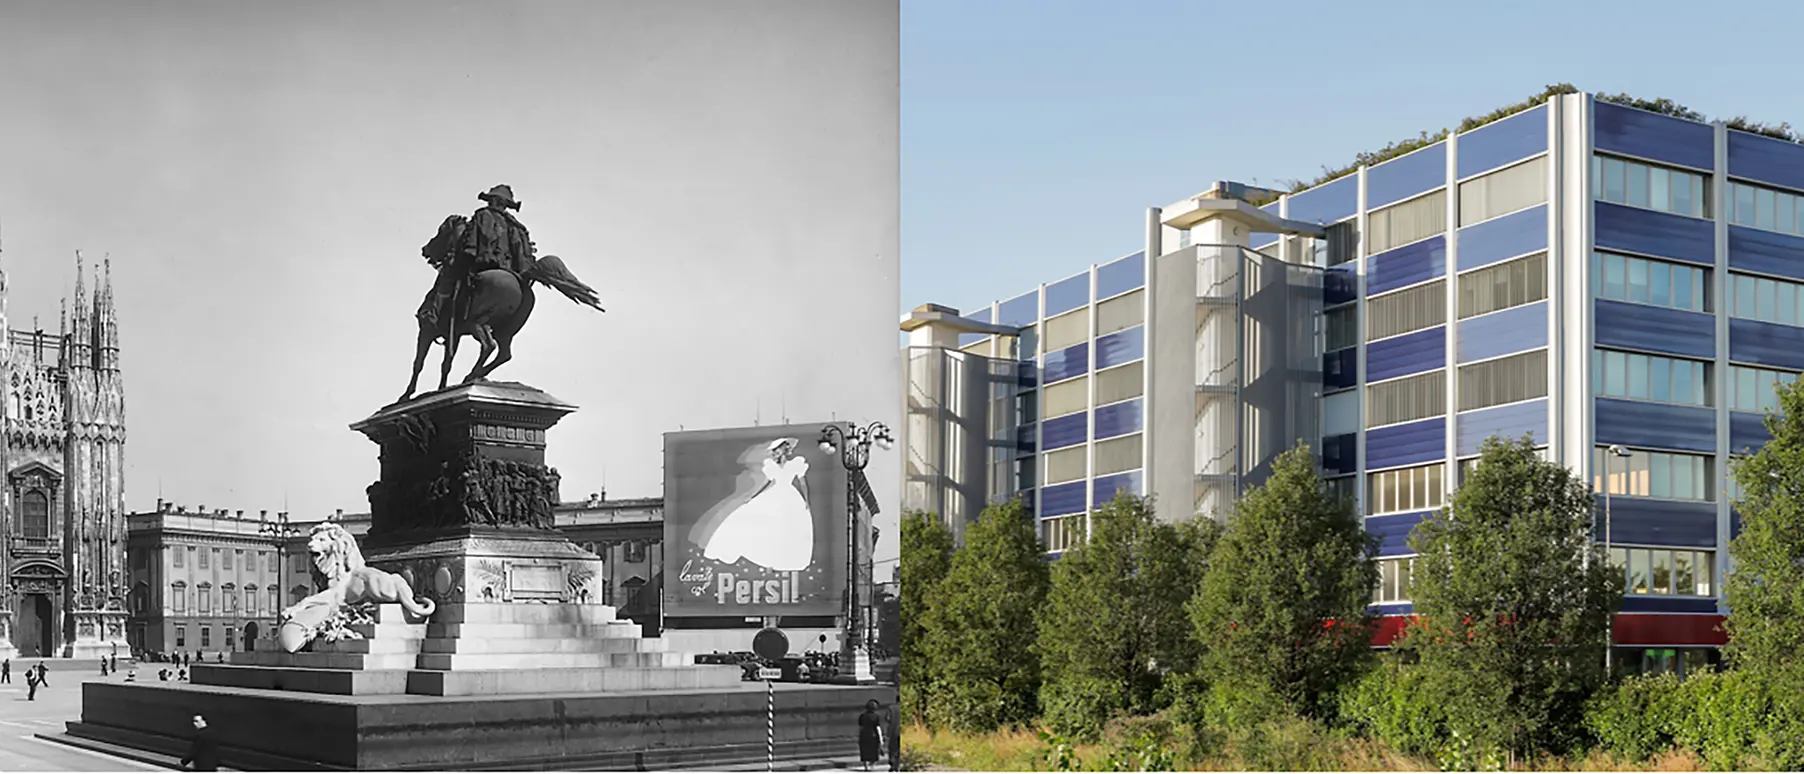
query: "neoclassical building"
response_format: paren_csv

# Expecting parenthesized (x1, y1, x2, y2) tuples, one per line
(0, 253, 129, 659)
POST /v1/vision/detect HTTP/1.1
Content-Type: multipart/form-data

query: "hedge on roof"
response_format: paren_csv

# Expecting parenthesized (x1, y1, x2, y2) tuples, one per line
(1255, 85, 1802, 207)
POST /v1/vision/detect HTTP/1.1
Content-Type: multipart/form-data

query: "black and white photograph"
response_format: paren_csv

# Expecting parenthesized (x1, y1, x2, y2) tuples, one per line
(0, 1, 898, 770)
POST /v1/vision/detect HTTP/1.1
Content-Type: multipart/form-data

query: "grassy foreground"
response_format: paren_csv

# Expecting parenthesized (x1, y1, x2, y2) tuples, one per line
(900, 722, 1707, 772)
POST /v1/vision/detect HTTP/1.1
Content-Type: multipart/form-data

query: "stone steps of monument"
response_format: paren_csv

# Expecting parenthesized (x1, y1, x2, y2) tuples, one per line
(404, 663, 745, 696)
(346, 621, 429, 640)
(365, 603, 433, 624)
(192, 663, 411, 695)
(310, 637, 428, 656)
(425, 620, 645, 640)
(432, 602, 624, 625)
(418, 635, 663, 655)
(414, 649, 687, 671)
(232, 650, 419, 670)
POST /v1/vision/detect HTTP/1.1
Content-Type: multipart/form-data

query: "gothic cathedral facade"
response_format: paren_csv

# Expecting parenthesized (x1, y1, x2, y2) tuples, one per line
(0, 254, 128, 660)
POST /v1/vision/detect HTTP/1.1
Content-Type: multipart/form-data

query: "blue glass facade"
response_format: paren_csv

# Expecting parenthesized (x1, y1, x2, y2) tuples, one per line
(916, 94, 1804, 650)
(953, 251, 1150, 554)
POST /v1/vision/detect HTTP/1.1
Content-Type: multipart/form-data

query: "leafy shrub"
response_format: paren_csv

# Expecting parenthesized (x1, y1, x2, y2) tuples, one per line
(1584, 673, 1684, 762)
(1336, 657, 1449, 757)
(1224, 715, 1345, 772)
(1038, 676, 1126, 742)
(1674, 669, 1766, 770)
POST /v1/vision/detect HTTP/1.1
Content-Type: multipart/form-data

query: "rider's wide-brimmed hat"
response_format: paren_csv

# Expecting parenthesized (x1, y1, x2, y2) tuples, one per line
(478, 184, 522, 210)
(768, 437, 799, 452)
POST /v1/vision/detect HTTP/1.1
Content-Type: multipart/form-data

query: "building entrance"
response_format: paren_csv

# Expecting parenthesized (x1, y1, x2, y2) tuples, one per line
(15, 594, 54, 658)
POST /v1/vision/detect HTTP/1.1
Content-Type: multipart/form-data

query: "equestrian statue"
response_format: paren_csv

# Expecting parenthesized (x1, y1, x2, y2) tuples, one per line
(398, 184, 605, 403)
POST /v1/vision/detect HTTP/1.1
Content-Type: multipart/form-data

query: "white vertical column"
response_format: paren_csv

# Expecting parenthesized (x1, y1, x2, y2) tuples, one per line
(1545, 96, 1562, 459)
(1085, 265, 1099, 543)
(1574, 93, 1599, 482)
(1712, 119, 1732, 605)
(1446, 128, 1462, 481)
(1142, 211, 1160, 520)
(1034, 283, 1047, 531)
(1354, 167, 1370, 515)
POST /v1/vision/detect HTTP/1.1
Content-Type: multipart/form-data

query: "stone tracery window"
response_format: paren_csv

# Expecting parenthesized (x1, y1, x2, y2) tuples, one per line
(21, 490, 48, 538)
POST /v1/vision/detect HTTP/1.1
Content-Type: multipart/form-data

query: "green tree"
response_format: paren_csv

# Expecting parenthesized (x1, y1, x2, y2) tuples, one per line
(1190, 443, 1377, 725)
(1400, 435, 1621, 760)
(1035, 493, 1216, 740)
(917, 498, 1050, 731)
(1720, 379, 1804, 769)
(899, 509, 955, 723)
(1725, 377, 1804, 676)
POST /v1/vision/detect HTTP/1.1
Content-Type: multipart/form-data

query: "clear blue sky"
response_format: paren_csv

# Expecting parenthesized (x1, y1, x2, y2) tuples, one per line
(902, 0, 1804, 314)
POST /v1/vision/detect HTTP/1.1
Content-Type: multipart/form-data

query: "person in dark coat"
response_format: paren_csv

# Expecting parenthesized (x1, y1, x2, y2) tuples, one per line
(886, 704, 901, 771)
(25, 670, 38, 701)
(35, 662, 48, 686)
(2, 658, 10, 683)
(857, 699, 883, 771)
(181, 714, 220, 771)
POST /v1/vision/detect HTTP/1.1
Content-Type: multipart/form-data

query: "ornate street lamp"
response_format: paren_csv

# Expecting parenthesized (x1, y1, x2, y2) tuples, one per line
(818, 421, 892, 684)
(258, 513, 302, 645)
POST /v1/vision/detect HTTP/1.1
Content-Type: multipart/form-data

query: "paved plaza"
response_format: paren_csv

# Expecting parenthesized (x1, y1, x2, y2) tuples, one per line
(0, 665, 879, 771)
(0, 669, 164, 772)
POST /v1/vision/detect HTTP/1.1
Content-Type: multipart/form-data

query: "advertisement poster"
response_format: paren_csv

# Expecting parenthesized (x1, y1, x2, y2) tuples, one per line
(662, 425, 848, 618)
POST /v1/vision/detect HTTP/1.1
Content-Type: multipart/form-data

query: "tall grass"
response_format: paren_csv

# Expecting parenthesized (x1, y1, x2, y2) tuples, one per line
(902, 718, 1706, 772)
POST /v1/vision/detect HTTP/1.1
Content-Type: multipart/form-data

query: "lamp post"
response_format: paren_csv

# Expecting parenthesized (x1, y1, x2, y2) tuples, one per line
(1603, 444, 1633, 676)
(257, 513, 301, 650)
(818, 421, 892, 684)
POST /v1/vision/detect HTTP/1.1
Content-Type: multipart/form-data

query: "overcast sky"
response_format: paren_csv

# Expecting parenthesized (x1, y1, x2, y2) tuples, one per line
(0, 0, 900, 568)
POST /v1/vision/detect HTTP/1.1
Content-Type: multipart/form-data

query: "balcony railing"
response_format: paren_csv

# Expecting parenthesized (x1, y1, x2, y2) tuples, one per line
(9, 534, 59, 556)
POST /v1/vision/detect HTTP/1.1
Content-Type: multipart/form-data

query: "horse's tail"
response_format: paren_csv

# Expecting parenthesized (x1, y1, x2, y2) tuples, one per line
(523, 255, 605, 312)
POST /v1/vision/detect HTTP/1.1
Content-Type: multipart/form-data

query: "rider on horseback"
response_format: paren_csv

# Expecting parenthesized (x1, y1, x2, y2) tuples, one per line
(398, 184, 605, 401)
(419, 184, 535, 334)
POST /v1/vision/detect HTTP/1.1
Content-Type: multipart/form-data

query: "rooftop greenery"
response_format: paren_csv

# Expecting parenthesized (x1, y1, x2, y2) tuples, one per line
(1247, 85, 1803, 208)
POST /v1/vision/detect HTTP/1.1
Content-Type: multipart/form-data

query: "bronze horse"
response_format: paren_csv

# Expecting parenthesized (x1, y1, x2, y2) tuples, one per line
(397, 214, 604, 403)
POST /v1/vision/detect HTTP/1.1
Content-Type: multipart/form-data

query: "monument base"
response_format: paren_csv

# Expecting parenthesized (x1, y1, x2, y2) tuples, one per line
(67, 609, 129, 661)
(202, 602, 737, 697)
(0, 612, 16, 662)
(56, 679, 895, 770)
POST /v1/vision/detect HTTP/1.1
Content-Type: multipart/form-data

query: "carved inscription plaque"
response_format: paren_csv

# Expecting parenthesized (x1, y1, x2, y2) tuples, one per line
(506, 563, 566, 602)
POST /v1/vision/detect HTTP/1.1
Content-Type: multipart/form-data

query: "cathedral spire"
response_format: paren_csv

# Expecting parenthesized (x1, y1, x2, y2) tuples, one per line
(96, 254, 118, 371)
(70, 250, 92, 371)
(0, 215, 8, 339)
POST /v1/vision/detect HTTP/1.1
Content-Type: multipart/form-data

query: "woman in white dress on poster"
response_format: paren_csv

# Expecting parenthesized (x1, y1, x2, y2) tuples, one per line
(703, 438, 815, 571)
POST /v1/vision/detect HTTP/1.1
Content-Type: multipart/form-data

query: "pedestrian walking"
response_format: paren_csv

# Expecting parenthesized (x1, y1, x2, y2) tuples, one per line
(180, 713, 220, 771)
(886, 703, 901, 772)
(26, 670, 38, 701)
(111, 654, 118, 673)
(857, 699, 883, 772)
(2, 657, 10, 684)
(101, 658, 109, 676)
(35, 662, 48, 687)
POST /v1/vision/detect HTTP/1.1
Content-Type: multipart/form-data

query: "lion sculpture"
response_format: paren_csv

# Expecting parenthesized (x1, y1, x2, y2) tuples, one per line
(276, 522, 438, 653)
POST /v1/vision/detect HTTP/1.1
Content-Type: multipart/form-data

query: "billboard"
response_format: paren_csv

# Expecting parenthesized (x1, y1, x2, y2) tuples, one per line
(663, 424, 848, 618)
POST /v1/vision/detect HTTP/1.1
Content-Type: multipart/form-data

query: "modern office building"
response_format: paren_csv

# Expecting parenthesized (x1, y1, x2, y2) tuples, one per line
(904, 90, 1804, 670)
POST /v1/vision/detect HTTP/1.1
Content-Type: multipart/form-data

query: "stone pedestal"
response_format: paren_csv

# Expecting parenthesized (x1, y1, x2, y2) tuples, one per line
(68, 609, 129, 661)
(0, 611, 16, 662)
(48, 381, 882, 770)
(206, 381, 730, 701)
